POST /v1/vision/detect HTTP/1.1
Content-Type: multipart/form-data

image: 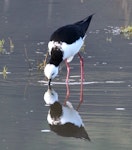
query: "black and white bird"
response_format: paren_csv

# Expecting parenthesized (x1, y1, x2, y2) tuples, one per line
(44, 14, 94, 85)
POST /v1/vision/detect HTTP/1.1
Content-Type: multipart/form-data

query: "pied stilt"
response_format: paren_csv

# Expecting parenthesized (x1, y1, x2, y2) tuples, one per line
(44, 14, 94, 85)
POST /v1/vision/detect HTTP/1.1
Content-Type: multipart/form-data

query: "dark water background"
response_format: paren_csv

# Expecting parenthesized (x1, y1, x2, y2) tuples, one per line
(0, 0, 132, 150)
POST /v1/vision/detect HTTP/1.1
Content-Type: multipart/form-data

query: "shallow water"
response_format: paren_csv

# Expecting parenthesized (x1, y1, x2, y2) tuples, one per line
(0, 0, 132, 150)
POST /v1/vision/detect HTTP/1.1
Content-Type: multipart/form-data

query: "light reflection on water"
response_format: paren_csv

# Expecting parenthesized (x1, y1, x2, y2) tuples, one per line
(40, 76, 132, 149)
(43, 85, 91, 141)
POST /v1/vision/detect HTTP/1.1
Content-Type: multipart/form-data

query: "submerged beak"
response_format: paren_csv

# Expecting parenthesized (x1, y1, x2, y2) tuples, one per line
(48, 79, 51, 87)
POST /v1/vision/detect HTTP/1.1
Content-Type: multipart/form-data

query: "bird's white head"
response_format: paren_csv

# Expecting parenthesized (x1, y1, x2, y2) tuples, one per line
(44, 87, 58, 105)
(44, 64, 59, 81)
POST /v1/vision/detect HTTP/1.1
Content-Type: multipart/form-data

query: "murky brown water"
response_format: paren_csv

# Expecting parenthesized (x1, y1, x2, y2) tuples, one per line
(0, 0, 132, 150)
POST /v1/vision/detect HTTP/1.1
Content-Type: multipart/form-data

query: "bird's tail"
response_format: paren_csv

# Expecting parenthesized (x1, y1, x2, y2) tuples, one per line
(74, 14, 94, 35)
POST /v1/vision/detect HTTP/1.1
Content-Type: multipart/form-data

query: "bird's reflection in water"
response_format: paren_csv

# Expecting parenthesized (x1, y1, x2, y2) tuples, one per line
(44, 85, 90, 141)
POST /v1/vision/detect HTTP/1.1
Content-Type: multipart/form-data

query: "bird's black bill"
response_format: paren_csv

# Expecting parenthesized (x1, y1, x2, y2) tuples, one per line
(48, 79, 51, 87)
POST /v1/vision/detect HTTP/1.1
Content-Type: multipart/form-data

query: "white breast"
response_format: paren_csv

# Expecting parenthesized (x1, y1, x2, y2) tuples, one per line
(48, 37, 84, 62)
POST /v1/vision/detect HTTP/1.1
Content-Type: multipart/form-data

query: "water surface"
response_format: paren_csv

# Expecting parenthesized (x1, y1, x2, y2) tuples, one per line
(0, 0, 132, 150)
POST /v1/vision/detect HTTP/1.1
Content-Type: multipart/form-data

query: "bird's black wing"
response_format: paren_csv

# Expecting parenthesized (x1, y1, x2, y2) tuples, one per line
(50, 14, 94, 44)
(50, 25, 82, 44)
(73, 14, 94, 36)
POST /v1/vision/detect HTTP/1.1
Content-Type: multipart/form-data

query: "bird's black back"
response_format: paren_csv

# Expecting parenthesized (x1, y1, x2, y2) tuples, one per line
(50, 25, 82, 44)
(50, 14, 94, 44)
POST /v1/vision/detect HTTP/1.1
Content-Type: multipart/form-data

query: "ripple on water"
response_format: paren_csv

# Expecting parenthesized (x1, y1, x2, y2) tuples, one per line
(38, 80, 125, 85)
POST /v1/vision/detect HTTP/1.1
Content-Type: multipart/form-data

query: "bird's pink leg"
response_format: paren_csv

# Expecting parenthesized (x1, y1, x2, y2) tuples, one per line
(65, 60, 70, 83)
(78, 53, 84, 83)
(64, 83, 70, 106)
(76, 80, 83, 110)
(76, 53, 84, 110)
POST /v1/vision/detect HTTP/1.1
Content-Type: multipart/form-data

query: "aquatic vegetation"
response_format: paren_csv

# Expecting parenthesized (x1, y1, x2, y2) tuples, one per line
(104, 25, 132, 39)
(0, 38, 14, 79)
(43, 52, 49, 67)
(0, 39, 5, 54)
(2, 66, 8, 79)
(0, 38, 14, 54)
(106, 37, 112, 42)
(120, 26, 132, 33)
(37, 52, 48, 71)
(80, 43, 86, 52)
(8, 37, 14, 52)
(37, 61, 45, 70)
(0, 66, 11, 79)
(120, 25, 132, 39)
(24, 46, 34, 71)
